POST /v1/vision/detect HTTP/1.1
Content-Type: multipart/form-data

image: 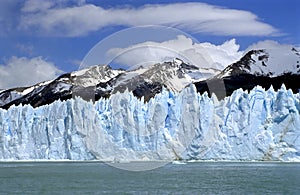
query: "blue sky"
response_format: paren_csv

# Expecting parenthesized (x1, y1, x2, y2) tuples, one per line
(0, 0, 299, 88)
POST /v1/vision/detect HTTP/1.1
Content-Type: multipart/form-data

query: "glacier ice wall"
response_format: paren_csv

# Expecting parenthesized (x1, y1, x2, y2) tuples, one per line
(0, 85, 299, 161)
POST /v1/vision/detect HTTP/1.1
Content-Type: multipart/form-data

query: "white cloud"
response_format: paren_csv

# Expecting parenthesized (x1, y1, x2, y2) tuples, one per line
(22, 0, 55, 13)
(19, 2, 278, 37)
(106, 35, 243, 70)
(0, 56, 63, 89)
(22, 0, 86, 12)
(245, 40, 296, 52)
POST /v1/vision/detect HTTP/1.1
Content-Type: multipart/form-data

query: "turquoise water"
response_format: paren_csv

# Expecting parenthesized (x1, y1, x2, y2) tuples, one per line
(0, 162, 299, 194)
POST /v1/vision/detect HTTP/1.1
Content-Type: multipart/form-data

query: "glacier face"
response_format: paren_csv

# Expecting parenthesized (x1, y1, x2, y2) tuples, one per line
(0, 85, 300, 161)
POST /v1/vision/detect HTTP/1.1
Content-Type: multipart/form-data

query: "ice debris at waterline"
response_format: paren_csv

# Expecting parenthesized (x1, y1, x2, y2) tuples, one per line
(0, 84, 299, 161)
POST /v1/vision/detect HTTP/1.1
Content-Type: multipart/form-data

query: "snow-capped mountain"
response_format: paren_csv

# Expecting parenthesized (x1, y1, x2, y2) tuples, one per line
(0, 80, 53, 108)
(71, 64, 125, 87)
(195, 48, 300, 99)
(0, 58, 214, 109)
(0, 65, 125, 109)
(100, 58, 215, 99)
(219, 48, 300, 77)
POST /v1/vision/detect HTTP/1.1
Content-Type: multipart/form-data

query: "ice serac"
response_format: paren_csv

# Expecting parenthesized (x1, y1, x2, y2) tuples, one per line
(0, 85, 299, 161)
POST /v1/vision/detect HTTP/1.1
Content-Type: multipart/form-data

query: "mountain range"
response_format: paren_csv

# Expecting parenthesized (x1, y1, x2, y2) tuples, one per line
(0, 46, 300, 109)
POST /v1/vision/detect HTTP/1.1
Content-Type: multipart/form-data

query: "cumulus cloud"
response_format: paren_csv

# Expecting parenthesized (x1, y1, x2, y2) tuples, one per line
(245, 40, 297, 52)
(0, 56, 63, 89)
(107, 35, 243, 70)
(19, 1, 278, 37)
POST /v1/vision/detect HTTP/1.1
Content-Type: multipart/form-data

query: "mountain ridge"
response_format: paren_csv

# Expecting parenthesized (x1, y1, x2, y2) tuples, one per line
(195, 47, 300, 99)
(1, 47, 300, 109)
(0, 58, 213, 108)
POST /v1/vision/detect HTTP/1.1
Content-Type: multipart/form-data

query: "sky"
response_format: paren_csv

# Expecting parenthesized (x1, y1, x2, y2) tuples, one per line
(0, 0, 299, 89)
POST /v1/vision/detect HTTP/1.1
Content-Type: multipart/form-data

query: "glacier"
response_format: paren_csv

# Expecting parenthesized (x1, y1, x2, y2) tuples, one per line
(0, 84, 300, 161)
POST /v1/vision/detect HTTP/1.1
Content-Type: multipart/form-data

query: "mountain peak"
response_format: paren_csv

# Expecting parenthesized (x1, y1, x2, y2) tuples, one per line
(71, 64, 125, 87)
(173, 58, 183, 66)
(218, 47, 300, 78)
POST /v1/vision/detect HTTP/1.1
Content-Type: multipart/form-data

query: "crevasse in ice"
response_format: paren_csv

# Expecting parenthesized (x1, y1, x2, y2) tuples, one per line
(0, 84, 299, 161)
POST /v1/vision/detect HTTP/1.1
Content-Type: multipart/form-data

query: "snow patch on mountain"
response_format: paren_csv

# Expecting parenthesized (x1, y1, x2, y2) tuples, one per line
(0, 79, 54, 107)
(248, 48, 300, 76)
(71, 65, 125, 87)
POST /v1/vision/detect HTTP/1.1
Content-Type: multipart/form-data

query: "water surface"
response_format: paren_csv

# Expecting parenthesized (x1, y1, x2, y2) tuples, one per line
(0, 162, 299, 194)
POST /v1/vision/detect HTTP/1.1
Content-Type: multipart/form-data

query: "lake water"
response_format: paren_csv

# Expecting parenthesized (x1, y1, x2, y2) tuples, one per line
(0, 162, 299, 194)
